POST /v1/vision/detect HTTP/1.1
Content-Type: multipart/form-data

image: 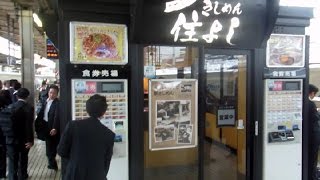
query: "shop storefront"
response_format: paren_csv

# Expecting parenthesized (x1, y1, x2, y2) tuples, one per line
(56, 0, 313, 180)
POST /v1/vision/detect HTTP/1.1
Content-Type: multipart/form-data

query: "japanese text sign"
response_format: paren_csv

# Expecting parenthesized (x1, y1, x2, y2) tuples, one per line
(166, 0, 242, 45)
(133, 0, 278, 48)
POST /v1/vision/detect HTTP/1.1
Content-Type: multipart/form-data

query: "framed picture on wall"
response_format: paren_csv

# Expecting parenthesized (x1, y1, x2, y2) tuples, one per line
(70, 21, 128, 65)
(266, 34, 305, 68)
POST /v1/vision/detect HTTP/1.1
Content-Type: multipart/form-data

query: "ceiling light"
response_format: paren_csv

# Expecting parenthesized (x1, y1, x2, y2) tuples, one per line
(33, 13, 43, 27)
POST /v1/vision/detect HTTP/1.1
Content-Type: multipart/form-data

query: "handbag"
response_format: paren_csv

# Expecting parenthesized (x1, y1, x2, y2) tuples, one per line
(35, 116, 49, 141)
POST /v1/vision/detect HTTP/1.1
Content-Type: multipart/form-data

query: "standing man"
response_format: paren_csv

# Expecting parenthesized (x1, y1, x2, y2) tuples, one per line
(38, 80, 49, 105)
(8, 80, 19, 103)
(6, 88, 34, 180)
(58, 94, 115, 180)
(309, 84, 320, 180)
(37, 85, 60, 170)
(0, 89, 13, 178)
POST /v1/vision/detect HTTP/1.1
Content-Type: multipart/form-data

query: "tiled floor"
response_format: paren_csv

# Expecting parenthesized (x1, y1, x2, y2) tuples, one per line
(2, 140, 61, 180)
(144, 141, 242, 180)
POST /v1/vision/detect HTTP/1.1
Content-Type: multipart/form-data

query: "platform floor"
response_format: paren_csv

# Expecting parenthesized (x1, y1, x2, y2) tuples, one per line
(1, 140, 61, 180)
(27, 140, 61, 180)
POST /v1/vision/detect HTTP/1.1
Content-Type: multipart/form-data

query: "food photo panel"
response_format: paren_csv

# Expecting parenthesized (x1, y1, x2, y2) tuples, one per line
(266, 34, 305, 68)
(70, 21, 128, 64)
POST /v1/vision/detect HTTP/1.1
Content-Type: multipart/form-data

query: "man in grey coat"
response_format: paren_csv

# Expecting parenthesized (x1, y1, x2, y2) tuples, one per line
(58, 94, 115, 180)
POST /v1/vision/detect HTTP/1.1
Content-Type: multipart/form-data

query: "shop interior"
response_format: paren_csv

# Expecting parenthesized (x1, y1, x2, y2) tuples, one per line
(143, 46, 247, 180)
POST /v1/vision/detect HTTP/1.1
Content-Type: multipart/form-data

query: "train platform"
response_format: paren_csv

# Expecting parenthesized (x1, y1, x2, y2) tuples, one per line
(1, 140, 61, 180)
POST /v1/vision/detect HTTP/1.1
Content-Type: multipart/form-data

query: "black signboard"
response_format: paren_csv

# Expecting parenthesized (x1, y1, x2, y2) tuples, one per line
(66, 64, 129, 79)
(264, 67, 306, 79)
(133, 0, 279, 48)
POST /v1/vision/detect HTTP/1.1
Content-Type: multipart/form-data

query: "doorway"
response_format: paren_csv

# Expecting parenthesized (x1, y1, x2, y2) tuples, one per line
(142, 46, 249, 180)
(203, 50, 248, 180)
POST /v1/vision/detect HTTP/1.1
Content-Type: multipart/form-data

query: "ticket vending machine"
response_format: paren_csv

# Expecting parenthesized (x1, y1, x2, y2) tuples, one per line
(71, 79, 128, 180)
(262, 79, 303, 180)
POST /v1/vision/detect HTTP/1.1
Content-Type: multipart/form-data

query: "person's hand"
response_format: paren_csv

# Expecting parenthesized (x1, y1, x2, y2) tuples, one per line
(50, 129, 57, 136)
(25, 142, 33, 149)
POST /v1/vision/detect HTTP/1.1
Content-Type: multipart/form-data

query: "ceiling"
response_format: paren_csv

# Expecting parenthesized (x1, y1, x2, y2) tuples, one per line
(0, 0, 57, 62)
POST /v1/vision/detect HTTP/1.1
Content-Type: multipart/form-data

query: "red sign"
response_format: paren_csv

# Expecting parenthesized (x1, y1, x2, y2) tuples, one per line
(47, 39, 58, 59)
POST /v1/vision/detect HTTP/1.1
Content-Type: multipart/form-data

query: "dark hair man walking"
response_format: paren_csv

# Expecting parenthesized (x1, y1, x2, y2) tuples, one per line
(36, 85, 60, 170)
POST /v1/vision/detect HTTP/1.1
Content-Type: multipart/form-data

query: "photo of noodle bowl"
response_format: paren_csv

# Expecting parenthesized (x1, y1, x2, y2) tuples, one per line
(82, 33, 118, 59)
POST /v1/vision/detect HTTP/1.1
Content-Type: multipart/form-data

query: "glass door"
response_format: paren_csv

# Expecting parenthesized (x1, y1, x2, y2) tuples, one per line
(203, 51, 247, 180)
(143, 46, 199, 180)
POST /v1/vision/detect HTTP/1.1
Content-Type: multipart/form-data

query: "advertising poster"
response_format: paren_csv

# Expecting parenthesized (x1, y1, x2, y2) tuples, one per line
(70, 22, 128, 64)
(149, 79, 198, 151)
(266, 34, 305, 68)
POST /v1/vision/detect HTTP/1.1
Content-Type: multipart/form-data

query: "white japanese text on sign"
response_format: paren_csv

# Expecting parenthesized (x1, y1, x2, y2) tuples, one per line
(165, 0, 242, 45)
(82, 69, 119, 78)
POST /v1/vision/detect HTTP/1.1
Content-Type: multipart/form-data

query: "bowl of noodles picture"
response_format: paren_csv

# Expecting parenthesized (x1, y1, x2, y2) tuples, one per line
(82, 33, 118, 59)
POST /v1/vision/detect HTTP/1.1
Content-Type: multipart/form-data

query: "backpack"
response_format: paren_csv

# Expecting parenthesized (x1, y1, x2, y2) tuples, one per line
(0, 105, 16, 137)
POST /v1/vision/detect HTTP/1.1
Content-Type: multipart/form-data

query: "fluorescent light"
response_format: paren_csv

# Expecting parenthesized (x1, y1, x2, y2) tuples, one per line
(33, 13, 43, 27)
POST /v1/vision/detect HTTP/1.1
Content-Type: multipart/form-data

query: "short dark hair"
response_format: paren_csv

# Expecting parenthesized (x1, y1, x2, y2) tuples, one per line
(309, 84, 319, 94)
(9, 79, 18, 86)
(41, 80, 47, 86)
(86, 94, 108, 118)
(16, 88, 30, 99)
(13, 82, 21, 90)
(0, 90, 12, 105)
(49, 84, 59, 93)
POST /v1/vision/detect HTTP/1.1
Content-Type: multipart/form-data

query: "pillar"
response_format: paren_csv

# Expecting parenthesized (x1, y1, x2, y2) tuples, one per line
(19, 9, 35, 106)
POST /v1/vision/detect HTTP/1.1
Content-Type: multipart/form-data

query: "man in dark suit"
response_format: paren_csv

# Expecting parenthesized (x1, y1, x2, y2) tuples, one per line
(0, 89, 12, 178)
(309, 84, 320, 180)
(37, 85, 60, 170)
(6, 88, 34, 180)
(58, 94, 115, 180)
(8, 79, 19, 103)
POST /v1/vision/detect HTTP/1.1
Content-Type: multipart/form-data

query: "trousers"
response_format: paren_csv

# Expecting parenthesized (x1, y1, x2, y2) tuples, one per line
(6, 144, 29, 180)
(45, 135, 59, 167)
(0, 144, 6, 177)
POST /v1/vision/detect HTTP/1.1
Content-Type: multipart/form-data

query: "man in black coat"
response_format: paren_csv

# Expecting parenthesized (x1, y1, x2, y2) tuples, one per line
(6, 88, 34, 180)
(0, 90, 12, 178)
(36, 85, 60, 170)
(309, 84, 320, 180)
(58, 94, 115, 180)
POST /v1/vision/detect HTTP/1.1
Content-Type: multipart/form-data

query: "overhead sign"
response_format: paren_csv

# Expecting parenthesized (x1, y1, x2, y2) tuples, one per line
(46, 39, 58, 59)
(133, 0, 279, 48)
